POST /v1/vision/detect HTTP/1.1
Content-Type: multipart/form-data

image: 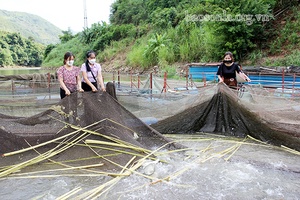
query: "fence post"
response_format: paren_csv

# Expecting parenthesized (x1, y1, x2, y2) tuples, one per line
(292, 73, 296, 98)
(203, 72, 206, 87)
(130, 70, 133, 89)
(189, 74, 193, 90)
(113, 71, 115, 85)
(150, 72, 153, 96)
(282, 68, 285, 92)
(47, 72, 51, 95)
(117, 70, 120, 89)
(186, 65, 189, 90)
(163, 72, 167, 93)
(47, 73, 50, 87)
(11, 80, 15, 95)
(138, 75, 140, 90)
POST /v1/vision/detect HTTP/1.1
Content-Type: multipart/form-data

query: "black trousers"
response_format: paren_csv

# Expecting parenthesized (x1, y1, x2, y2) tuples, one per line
(81, 82, 97, 91)
(60, 88, 67, 99)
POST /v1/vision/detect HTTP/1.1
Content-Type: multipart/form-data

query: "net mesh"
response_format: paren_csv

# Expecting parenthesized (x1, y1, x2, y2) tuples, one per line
(0, 75, 300, 171)
(0, 92, 181, 155)
(150, 83, 300, 151)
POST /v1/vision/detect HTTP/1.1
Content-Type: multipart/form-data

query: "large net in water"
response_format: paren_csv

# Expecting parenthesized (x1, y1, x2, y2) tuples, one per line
(0, 73, 56, 88)
(1, 75, 300, 169)
(0, 91, 184, 173)
(140, 83, 300, 151)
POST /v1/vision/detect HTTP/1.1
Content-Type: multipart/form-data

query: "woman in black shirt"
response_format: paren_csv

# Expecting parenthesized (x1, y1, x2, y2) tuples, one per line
(216, 52, 250, 88)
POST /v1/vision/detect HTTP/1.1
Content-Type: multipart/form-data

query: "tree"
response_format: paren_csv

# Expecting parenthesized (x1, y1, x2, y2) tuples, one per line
(59, 29, 74, 43)
(0, 32, 44, 67)
(143, 33, 170, 66)
(44, 44, 56, 59)
(199, 0, 277, 60)
(0, 48, 13, 66)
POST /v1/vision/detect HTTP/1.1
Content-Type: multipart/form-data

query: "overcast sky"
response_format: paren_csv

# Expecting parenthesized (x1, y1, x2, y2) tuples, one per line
(0, 0, 115, 32)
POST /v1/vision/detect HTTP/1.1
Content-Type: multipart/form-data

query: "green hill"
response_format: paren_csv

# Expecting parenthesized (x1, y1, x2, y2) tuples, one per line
(0, 9, 62, 45)
(41, 0, 300, 72)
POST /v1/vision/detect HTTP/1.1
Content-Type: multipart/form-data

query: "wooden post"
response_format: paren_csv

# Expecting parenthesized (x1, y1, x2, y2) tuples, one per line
(117, 70, 120, 89)
(150, 72, 153, 96)
(186, 66, 189, 90)
(189, 74, 193, 90)
(11, 80, 15, 95)
(282, 68, 285, 92)
(47, 73, 51, 88)
(113, 71, 115, 85)
(130, 70, 133, 89)
(292, 73, 296, 98)
(47, 72, 51, 99)
(162, 72, 167, 93)
(138, 75, 140, 89)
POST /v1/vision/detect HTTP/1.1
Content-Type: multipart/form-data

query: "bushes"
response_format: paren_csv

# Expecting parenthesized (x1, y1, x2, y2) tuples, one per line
(0, 48, 13, 66)
(80, 23, 138, 48)
(41, 0, 299, 70)
(125, 0, 279, 68)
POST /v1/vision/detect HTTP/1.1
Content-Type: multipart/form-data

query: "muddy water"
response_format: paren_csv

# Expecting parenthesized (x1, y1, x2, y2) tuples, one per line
(0, 135, 299, 200)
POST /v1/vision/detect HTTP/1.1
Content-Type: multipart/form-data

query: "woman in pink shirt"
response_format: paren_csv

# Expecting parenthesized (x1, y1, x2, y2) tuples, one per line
(81, 50, 106, 92)
(57, 52, 83, 99)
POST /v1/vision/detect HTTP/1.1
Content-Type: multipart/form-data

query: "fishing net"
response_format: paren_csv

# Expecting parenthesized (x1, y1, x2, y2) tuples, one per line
(150, 83, 300, 151)
(0, 73, 56, 88)
(0, 73, 300, 175)
(0, 74, 58, 119)
(0, 91, 184, 174)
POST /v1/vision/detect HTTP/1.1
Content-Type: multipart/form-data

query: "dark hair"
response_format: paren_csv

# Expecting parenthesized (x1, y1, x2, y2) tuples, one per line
(85, 50, 96, 71)
(223, 51, 234, 61)
(63, 52, 75, 65)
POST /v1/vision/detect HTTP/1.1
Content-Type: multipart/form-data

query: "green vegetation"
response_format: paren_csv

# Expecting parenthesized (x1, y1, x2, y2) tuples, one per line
(43, 22, 140, 69)
(258, 5, 300, 66)
(0, 31, 44, 67)
(42, 0, 300, 70)
(0, 10, 62, 45)
(1, 0, 300, 70)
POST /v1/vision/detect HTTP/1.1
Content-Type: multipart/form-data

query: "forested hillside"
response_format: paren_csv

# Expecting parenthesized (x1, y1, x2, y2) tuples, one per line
(0, 9, 66, 67)
(0, 31, 44, 67)
(0, 10, 62, 45)
(8, 0, 300, 71)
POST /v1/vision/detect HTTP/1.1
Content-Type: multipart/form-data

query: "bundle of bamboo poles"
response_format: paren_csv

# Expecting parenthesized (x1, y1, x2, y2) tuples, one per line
(1, 116, 299, 200)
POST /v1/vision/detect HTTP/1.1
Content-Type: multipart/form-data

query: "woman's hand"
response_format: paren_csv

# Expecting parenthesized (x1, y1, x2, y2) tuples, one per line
(101, 87, 106, 92)
(78, 88, 84, 92)
(217, 75, 224, 83)
(243, 74, 251, 82)
(92, 85, 98, 92)
(65, 89, 71, 96)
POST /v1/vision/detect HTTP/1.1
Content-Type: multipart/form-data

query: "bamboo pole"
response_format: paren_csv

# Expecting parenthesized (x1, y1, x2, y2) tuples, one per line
(2, 119, 99, 157)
